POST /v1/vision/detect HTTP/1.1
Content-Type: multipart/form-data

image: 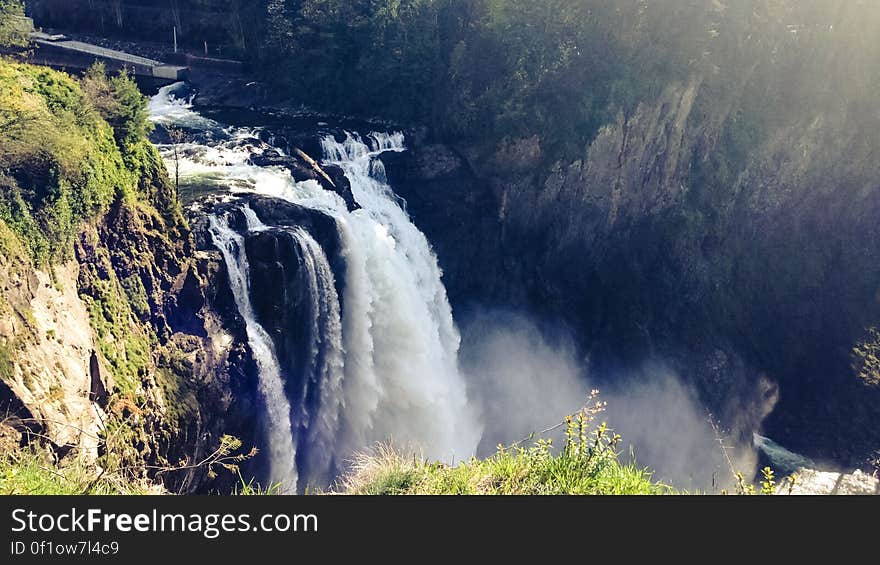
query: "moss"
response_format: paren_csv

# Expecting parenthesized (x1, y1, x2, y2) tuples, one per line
(157, 367, 199, 422)
(0, 217, 23, 261)
(120, 274, 150, 320)
(154, 337, 201, 422)
(0, 340, 13, 381)
(83, 290, 153, 396)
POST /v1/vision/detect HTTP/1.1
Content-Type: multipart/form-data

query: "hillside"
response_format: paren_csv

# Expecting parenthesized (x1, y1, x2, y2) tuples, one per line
(0, 58, 256, 494)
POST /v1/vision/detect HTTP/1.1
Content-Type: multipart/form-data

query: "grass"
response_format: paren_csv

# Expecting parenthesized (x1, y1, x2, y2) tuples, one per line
(0, 446, 162, 495)
(337, 442, 667, 496)
(335, 393, 672, 496)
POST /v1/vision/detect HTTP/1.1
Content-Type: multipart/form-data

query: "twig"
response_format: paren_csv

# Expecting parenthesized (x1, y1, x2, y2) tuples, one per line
(706, 410, 738, 484)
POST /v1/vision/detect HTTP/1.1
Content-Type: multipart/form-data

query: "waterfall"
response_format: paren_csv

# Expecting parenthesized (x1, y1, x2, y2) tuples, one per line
(322, 133, 481, 463)
(288, 227, 346, 483)
(152, 86, 482, 490)
(207, 211, 298, 492)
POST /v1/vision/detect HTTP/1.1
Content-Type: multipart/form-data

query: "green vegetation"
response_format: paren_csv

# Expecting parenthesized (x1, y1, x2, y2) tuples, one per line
(0, 422, 257, 494)
(0, 55, 188, 396)
(0, 58, 178, 264)
(0, 339, 13, 379)
(338, 395, 670, 495)
(339, 440, 665, 496)
(261, 0, 638, 155)
(853, 328, 880, 387)
(0, 445, 161, 495)
(79, 251, 153, 395)
(80, 63, 153, 149)
(0, 60, 133, 263)
(0, 0, 28, 49)
(254, 1, 880, 162)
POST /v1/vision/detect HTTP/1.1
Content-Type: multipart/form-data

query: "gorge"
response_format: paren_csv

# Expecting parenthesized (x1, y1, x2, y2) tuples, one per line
(145, 83, 775, 492)
(2, 0, 879, 496)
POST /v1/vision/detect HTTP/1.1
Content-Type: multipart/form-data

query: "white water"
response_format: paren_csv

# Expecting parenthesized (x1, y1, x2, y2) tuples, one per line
(149, 83, 221, 131)
(321, 133, 481, 462)
(207, 211, 298, 492)
(289, 227, 345, 482)
(151, 84, 481, 487)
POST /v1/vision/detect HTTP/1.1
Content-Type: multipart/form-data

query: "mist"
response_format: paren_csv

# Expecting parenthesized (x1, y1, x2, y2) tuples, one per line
(459, 310, 590, 455)
(460, 309, 761, 492)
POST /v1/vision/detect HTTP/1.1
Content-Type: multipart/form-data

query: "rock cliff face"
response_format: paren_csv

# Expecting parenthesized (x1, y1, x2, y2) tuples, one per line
(385, 74, 880, 468)
(0, 256, 105, 462)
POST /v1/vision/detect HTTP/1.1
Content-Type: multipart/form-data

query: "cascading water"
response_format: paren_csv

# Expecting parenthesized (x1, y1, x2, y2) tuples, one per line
(286, 226, 346, 485)
(321, 133, 481, 464)
(207, 209, 298, 492)
(150, 84, 481, 490)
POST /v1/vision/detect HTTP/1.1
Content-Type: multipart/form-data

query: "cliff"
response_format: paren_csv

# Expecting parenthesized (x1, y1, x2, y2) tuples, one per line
(0, 59, 256, 493)
(385, 69, 880, 469)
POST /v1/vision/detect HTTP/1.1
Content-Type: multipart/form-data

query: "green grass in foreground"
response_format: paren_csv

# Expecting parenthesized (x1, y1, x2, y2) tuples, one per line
(336, 394, 672, 495)
(0, 446, 160, 495)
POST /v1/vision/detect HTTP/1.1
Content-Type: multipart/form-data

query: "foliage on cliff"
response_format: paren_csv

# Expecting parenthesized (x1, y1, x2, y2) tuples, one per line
(0, 59, 180, 264)
(256, 1, 880, 159)
(0, 57, 188, 402)
(0, 0, 27, 49)
(0, 58, 235, 493)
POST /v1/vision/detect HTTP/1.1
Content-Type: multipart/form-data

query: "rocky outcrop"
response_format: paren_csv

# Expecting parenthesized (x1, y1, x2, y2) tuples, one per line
(248, 147, 360, 212)
(0, 196, 260, 493)
(208, 195, 346, 376)
(0, 257, 106, 463)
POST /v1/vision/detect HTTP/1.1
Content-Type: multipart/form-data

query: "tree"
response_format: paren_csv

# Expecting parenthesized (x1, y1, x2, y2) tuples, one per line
(0, 0, 28, 49)
(80, 63, 152, 149)
(166, 126, 185, 200)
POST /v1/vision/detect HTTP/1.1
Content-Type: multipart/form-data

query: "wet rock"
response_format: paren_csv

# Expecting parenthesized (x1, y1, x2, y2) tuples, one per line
(247, 149, 361, 211)
(779, 469, 879, 495)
